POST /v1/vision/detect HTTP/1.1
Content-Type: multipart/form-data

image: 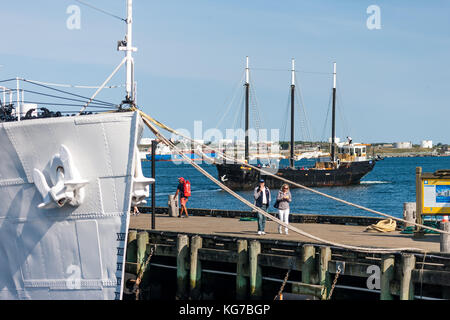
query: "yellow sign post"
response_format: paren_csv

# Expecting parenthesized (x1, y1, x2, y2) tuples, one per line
(416, 167, 450, 233)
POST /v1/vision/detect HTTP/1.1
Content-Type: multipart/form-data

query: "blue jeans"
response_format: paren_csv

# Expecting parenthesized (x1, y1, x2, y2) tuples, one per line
(257, 204, 268, 232)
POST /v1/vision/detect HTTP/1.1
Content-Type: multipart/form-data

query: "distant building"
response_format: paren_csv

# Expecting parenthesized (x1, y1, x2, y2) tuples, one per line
(421, 140, 433, 149)
(394, 142, 412, 149)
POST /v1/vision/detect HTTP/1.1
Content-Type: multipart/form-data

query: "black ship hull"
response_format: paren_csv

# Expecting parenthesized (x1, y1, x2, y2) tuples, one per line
(215, 160, 376, 190)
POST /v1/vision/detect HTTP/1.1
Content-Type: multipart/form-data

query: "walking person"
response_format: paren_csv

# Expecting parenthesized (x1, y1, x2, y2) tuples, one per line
(254, 179, 271, 235)
(276, 184, 292, 235)
(175, 177, 191, 218)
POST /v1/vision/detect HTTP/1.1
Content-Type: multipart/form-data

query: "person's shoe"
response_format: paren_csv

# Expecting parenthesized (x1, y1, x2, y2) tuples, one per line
(285, 230, 289, 235)
(261, 231, 266, 235)
(278, 228, 282, 234)
(257, 231, 262, 235)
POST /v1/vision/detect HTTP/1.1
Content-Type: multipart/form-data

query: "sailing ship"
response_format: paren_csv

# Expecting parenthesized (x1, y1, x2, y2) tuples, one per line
(0, 0, 153, 300)
(215, 58, 376, 190)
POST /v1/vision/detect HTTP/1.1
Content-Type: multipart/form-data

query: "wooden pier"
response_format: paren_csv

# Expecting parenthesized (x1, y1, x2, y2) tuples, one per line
(125, 209, 450, 300)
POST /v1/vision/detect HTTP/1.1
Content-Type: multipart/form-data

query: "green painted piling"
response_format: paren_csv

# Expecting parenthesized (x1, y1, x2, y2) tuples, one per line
(236, 239, 248, 300)
(176, 234, 189, 300)
(137, 231, 149, 269)
(292, 245, 316, 296)
(189, 235, 202, 300)
(319, 247, 332, 300)
(301, 245, 316, 284)
(380, 254, 395, 300)
(126, 230, 137, 264)
(249, 240, 262, 299)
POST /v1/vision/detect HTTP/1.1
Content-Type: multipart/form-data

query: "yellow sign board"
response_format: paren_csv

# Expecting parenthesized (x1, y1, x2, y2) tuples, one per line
(422, 179, 450, 214)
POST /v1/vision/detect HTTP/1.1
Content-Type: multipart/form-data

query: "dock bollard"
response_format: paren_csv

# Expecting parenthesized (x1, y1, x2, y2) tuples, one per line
(403, 202, 416, 228)
(168, 194, 179, 217)
(441, 221, 450, 253)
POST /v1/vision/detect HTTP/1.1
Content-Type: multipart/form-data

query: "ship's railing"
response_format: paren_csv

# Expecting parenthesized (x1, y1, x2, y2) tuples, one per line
(0, 78, 122, 122)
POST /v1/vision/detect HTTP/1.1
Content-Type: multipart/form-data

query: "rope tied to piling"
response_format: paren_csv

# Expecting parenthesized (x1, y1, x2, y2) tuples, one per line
(327, 265, 342, 300)
(274, 257, 295, 300)
(133, 244, 155, 300)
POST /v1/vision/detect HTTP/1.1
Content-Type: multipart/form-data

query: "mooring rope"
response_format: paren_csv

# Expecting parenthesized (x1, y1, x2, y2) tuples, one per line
(137, 109, 449, 236)
(137, 109, 435, 253)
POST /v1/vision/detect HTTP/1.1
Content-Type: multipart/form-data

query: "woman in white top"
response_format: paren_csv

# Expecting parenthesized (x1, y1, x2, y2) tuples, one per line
(276, 184, 292, 234)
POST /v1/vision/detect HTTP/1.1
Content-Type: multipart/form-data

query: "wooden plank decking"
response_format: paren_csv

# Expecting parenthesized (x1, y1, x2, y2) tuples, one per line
(130, 214, 440, 252)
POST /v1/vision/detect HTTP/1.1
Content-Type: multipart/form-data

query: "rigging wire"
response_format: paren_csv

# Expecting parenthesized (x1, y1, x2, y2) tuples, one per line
(249, 79, 263, 140)
(320, 90, 333, 142)
(21, 79, 118, 107)
(19, 101, 116, 109)
(280, 91, 291, 143)
(19, 79, 125, 89)
(336, 77, 351, 139)
(74, 0, 126, 22)
(294, 77, 314, 143)
(214, 71, 245, 130)
(19, 89, 115, 107)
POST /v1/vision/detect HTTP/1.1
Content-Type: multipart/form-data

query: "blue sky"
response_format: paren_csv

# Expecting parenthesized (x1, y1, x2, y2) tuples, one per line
(1, 1, 449, 144)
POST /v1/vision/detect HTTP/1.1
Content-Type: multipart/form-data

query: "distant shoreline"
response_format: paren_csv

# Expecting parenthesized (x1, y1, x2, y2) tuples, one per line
(375, 152, 450, 159)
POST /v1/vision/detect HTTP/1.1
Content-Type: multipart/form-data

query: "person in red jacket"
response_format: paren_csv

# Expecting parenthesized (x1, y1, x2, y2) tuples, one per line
(175, 177, 189, 218)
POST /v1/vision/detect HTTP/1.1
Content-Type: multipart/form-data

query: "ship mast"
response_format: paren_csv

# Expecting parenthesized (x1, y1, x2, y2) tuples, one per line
(244, 56, 250, 162)
(331, 62, 337, 163)
(80, 0, 137, 114)
(289, 58, 295, 168)
(124, 0, 136, 104)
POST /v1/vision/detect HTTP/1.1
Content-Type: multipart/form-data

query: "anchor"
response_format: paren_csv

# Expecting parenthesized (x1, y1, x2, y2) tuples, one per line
(33, 144, 89, 209)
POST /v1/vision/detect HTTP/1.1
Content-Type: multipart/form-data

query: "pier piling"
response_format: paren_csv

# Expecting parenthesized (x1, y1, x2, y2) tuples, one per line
(319, 247, 332, 300)
(236, 239, 249, 300)
(380, 254, 395, 300)
(400, 254, 416, 300)
(126, 230, 137, 263)
(301, 245, 316, 284)
(189, 235, 202, 299)
(176, 234, 189, 300)
(137, 231, 149, 269)
(249, 240, 262, 299)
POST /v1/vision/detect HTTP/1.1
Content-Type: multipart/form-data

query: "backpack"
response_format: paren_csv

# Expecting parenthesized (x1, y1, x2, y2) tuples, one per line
(183, 180, 191, 197)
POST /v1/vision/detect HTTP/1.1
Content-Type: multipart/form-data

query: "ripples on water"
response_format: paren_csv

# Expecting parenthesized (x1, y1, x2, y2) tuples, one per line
(142, 157, 450, 218)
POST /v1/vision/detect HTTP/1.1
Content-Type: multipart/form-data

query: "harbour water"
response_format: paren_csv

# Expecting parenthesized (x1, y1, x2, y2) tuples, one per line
(142, 156, 450, 218)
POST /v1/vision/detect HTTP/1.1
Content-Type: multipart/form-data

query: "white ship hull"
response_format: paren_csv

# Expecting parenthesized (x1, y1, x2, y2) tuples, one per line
(0, 111, 144, 300)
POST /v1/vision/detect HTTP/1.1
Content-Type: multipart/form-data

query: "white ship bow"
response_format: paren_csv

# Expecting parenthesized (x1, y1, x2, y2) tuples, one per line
(0, 111, 147, 300)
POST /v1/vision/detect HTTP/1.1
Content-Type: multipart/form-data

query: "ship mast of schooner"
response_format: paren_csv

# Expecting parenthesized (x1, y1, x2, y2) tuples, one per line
(289, 59, 295, 168)
(330, 62, 337, 163)
(244, 56, 250, 162)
